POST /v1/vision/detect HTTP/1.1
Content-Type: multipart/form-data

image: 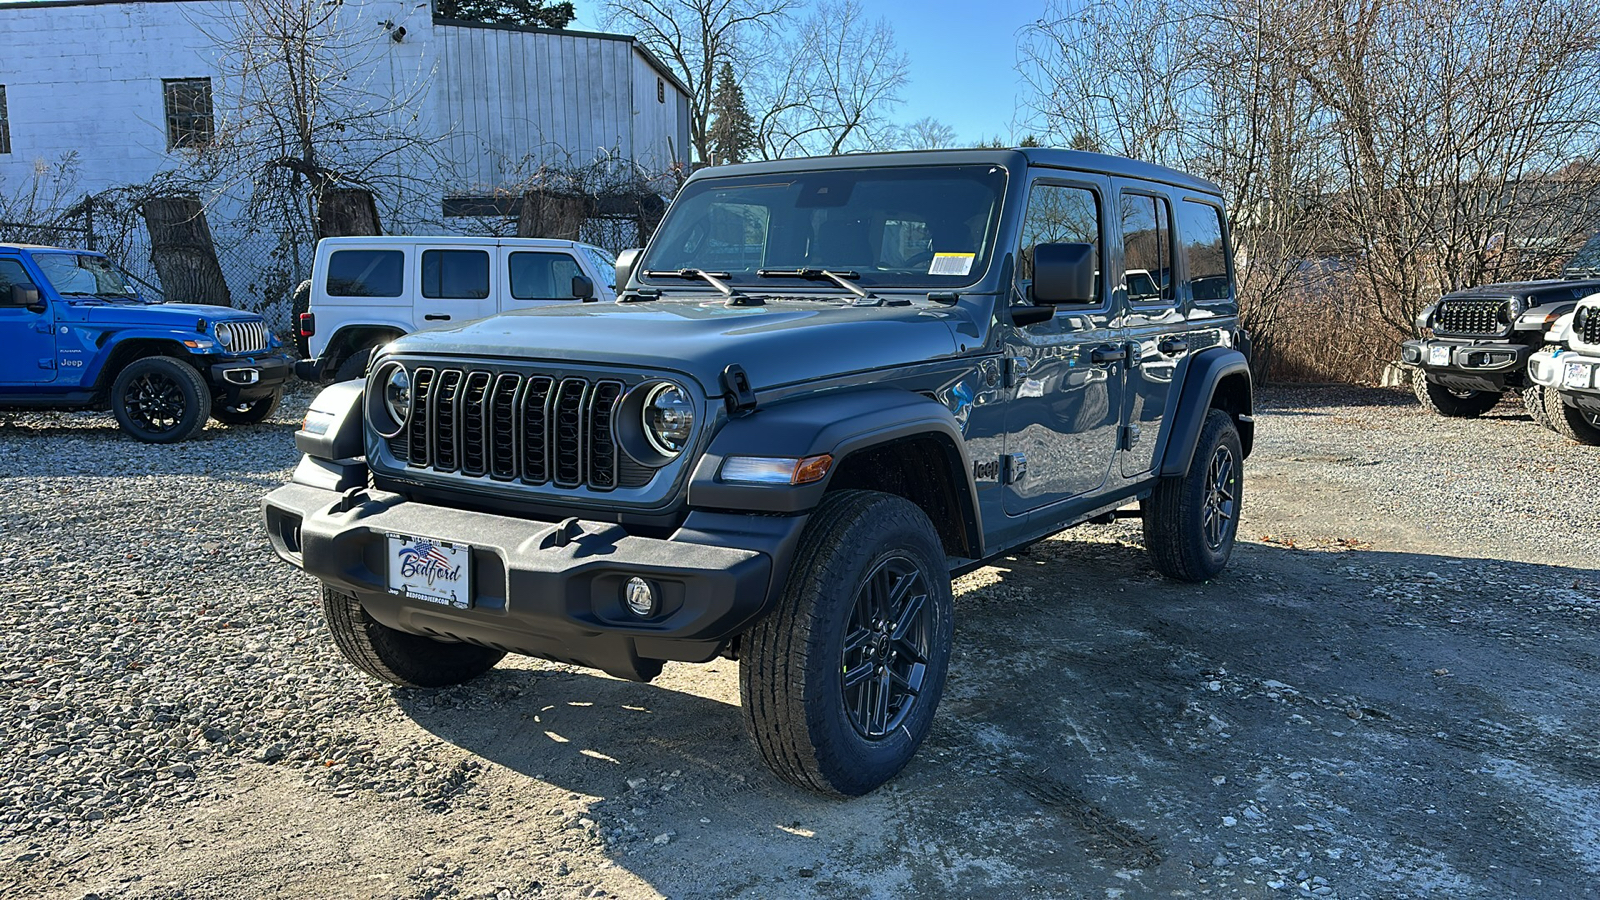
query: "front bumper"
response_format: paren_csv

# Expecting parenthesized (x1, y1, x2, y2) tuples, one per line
(262, 474, 798, 681)
(1529, 348, 1600, 411)
(208, 352, 293, 403)
(1401, 339, 1531, 392)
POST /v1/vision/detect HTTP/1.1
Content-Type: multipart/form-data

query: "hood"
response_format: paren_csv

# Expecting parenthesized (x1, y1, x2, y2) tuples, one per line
(68, 301, 266, 328)
(383, 298, 971, 393)
(1444, 277, 1600, 306)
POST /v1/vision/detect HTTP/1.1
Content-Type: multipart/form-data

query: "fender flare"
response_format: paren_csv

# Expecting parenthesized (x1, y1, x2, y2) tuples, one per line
(88, 330, 204, 388)
(687, 387, 982, 548)
(1158, 346, 1254, 478)
(322, 322, 409, 365)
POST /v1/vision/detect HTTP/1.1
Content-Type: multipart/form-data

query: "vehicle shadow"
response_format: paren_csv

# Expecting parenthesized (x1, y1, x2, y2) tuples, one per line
(391, 535, 1600, 898)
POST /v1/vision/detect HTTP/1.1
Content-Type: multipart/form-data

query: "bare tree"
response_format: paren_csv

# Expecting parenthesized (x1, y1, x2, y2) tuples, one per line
(895, 117, 960, 150)
(749, 0, 909, 158)
(602, 0, 796, 165)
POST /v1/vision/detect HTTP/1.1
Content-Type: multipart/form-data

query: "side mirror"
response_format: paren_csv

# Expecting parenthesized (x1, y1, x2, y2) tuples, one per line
(571, 274, 596, 301)
(614, 248, 642, 293)
(6, 283, 42, 310)
(1030, 242, 1097, 305)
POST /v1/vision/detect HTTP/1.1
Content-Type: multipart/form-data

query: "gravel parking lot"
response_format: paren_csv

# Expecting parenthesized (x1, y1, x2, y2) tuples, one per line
(2, 385, 1596, 899)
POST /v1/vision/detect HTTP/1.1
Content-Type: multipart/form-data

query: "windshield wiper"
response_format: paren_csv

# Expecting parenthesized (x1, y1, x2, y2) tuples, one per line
(642, 268, 746, 301)
(757, 267, 882, 304)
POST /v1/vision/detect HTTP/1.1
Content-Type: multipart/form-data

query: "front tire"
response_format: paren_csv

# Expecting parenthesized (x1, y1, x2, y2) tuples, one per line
(110, 356, 211, 443)
(1143, 408, 1243, 582)
(1524, 384, 1556, 431)
(1412, 369, 1501, 417)
(1548, 395, 1600, 445)
(740, 490, 954, 797)
(212, 391, 282, 426)
(321, 586, 505, 687)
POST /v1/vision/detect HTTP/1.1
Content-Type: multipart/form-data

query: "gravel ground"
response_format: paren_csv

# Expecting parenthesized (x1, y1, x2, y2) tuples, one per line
(1, 384, 1596, 899)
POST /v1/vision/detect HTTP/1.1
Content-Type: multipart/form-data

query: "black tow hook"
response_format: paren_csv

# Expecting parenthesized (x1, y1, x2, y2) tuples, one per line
(333, 486, 369, 514)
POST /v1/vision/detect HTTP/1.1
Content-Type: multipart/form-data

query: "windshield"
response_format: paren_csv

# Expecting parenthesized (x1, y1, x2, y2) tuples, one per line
(1566, 231, 1600, 274)
(32, 253, 139, 299)
(640, 164, 1008, 290)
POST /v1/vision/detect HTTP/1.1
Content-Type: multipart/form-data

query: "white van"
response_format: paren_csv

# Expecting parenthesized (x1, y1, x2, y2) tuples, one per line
(293, 236, 617, 382)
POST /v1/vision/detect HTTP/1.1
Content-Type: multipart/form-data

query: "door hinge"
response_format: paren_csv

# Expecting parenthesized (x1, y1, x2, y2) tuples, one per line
(1003, 452, 1027, 484)
(39, 358, 56, 369)
(1120, 424, 1142, 450)
(1005, 357, 1030, 388)
(34, 321, 53, 334)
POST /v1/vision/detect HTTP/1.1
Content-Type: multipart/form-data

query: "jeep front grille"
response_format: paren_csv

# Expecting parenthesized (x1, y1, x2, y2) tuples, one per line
(1434, 298, 1508, 336)
(1582, 312, 1600, 345)
(217, 320, 270, 354)
(388, 367, 631, 491)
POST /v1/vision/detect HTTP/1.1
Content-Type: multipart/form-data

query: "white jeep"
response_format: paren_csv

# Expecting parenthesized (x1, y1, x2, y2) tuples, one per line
(1527, 291, 1600, 444)
(293, 236, 617, 382)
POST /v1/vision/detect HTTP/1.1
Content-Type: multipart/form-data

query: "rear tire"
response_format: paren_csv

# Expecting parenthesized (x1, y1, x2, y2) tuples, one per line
(321, 586, 505, 687)
(110, 356, 211, 443)
(290, 279, 312, 357)
(1412, 368, 1501, 417)
(1143, 409, 1243, 582)
(1548, 395, 1600, 445)
(212, 391, 282, 426)
(739, 490, 954, 797)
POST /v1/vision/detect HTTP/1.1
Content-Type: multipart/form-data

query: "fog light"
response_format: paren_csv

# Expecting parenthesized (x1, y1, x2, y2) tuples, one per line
(624, 577, 658, 617)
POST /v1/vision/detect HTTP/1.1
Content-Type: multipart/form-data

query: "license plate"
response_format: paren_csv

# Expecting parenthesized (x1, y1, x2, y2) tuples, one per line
(386, 534, 471, 608)
(1428, 346, 1451, 366)
(1566, 362, 1594, 389)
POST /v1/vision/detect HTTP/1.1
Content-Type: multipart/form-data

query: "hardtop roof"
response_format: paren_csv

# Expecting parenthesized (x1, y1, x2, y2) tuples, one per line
(689, 148, 1224, 196)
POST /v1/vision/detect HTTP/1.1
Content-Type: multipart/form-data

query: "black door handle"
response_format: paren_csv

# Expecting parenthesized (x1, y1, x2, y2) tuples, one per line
(424, 314, 452, 321)
(1158, 337, 1189, 355)
(1090, 345, 1127, 364)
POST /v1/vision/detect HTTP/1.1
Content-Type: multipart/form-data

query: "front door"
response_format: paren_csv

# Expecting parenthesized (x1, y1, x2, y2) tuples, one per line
(0, 257, 56, 384)
(1002, 176, 1125, 515)
(1113, 181, 1187, 478)
(499, 248, 590, 312)
(415, 247, 497, 329)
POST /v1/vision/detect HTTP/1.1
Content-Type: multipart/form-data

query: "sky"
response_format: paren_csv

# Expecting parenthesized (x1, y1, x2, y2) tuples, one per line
(573, 0, 1047, 146)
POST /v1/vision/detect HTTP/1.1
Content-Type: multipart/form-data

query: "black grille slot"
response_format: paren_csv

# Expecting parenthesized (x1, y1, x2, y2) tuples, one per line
(387, 364, 657, 493)
(460, 372, 492, 476)
(1435, 298, 1507, 336)
(489, 374, 520, 479)
(433, 371, 463, 471)
(407, 368, 435, 466)
(1582, 312, 1600, 345)
(553, 378, 589, 487)
(588, 381, 624, 489)
(521, 376, 554, 484)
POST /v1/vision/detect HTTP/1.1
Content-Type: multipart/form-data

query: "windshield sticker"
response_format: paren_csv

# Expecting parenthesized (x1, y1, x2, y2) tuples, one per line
(929, 253, 975, 276)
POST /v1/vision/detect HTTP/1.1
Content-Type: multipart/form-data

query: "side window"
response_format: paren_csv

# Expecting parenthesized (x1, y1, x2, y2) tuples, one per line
(162, 78, 213, 150)
(0, 259, 30, 292)
(1120, 193, 1174, 304)
(1017, 183, 1102, 303)
(422, 249, 491, 300)
(509, 252, 585, 301)
(1178, 200, 1233, 303)
(325, 250, 404, 298)
(581, 247, 616, 286)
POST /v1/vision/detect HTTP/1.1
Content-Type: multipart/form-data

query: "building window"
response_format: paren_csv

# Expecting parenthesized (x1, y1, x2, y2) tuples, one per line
(0, 85, 10, 154)
(163, 78, 213, 149)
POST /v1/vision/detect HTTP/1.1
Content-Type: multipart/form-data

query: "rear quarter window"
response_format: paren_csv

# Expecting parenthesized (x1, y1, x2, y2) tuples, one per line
(325, 250, 404, 298)
(1178, 200, 1233, 304)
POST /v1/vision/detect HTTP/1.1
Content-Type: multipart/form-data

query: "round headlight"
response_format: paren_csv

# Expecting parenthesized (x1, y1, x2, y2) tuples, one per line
(642, 382, 694, 456)
(379, 365, 411, 435)
(216, 325, 233, 347)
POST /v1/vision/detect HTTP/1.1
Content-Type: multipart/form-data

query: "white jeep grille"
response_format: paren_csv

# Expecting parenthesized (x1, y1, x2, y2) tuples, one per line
(217, 320, 269, 354)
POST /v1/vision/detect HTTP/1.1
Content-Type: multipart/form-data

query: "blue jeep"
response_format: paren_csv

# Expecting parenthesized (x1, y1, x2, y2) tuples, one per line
(0, 243, 292, 442)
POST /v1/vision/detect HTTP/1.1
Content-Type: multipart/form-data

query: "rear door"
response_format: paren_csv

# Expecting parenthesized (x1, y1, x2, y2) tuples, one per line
(313, 244, 409, 358)
(499, 248, 592, 312)
(1001, 174, 1126, 515)
(415, 246, 497, 328)
(0, 255, 56, 384)
(1113, 180, 1186, 478)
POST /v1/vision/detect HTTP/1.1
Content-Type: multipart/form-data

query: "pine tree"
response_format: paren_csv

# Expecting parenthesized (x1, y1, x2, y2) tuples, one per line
(435, 0, 575, 29)
(707, 62, 756, 164)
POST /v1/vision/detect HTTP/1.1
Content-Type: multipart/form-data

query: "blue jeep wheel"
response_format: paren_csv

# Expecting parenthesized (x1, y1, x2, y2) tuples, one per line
(110, 356, 212, 443)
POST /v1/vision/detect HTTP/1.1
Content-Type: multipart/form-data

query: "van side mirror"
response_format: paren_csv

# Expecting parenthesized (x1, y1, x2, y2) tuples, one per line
(6, 283, 43, 310)
(571, 274, 596, 301)
(614, 248, 642, 293)
(1030, 242, 1097, 304)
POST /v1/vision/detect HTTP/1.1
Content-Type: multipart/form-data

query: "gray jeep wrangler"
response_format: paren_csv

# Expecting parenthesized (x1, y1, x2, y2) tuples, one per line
(1402, 232, 1600, 419)
(263, 149, 1254, 796)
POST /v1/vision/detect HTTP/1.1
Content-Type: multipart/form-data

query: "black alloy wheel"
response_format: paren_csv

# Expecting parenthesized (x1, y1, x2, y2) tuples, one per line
(841, 555, 933, 740)
(110, 356, 211, 443)
(1201, 444, 1238, 551)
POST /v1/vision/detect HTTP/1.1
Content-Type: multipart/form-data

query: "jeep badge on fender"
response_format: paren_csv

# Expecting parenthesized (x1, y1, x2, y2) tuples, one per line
(263, 148, 1254, 797)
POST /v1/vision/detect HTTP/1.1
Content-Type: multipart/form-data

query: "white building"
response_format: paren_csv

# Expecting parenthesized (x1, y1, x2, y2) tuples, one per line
(0, 0, 691, 314)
